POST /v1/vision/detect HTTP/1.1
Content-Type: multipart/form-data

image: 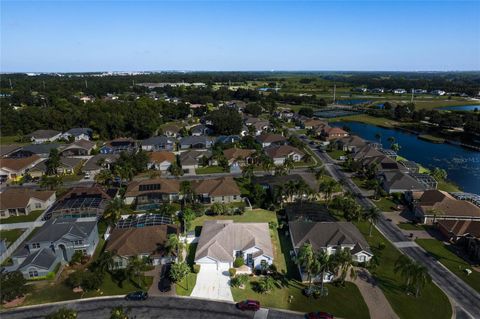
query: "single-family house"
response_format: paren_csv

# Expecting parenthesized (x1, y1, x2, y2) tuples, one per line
(59, 140, 96, 157)
(61, 128, 93, 141)
(302, 119, 327, 130)
(190, 124, 213, 136)
(11, 218, 99, 279)
(437, 220, 480, 243)
(289, 221, 373, 282)
(106, 224, 179, 268)
(162, 124, 182, 138)
(264, 145, 304, 165)
(0, 145, 22, 158)
(195, 220, 274, 271)
(223, 148, 255, 166)
(147, 152, 176, 172)
(124, 178, 180, 208)
(0, 155, 42, 182)
(179, 150, 212, 175)
(335, 136, 367, 153)
(100, 138, 137, 154)
(141, 136, 176, 151)
(29, 157, 83, 178)
(378, 171, 427, 194)
(179, 136, 214, 149)
(82, 154, 119, 178)
(245, 118, 270, 136)
(28, 130, 62, 144)
(255, 134, 287, 148)
(192, 177, 241, 204)
(0, 188, 56, 219)
(10, 144, 62, 158)
(413, 190, 480, 224)
(318, 126, 349, 141)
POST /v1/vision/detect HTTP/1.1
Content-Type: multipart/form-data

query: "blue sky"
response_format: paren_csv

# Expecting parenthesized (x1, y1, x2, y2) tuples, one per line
(1, 1, 479, 72)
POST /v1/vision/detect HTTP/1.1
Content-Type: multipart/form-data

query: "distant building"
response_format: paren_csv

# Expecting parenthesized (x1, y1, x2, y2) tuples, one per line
(28, 130, 62, 144)
(393, 89, 407, 94)
(61, 128, 93, 141)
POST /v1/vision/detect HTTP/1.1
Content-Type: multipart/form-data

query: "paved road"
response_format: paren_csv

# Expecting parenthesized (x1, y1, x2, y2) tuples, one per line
(1, 296, 303, 319)
(300, 136, 480, 318)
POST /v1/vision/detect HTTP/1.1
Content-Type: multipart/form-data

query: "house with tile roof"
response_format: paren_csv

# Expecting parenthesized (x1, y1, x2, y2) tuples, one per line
(0, 188, 56, 219)
(195, 220, 274, 271)
(264, 145, 304, 165)
(223, 148, 255, 166)
(0, 155, 42, 182)
(82, 154, 119, 178)
(192, 177, 241, 204)
(255, 133, 287, 148)
(318, 126, 349, 141)
(147, 152, 176, 172)
(124, 178, 180, 206)
(105, 224, 179, 268)
(414, 190, 480, 224)
(179, 149, 212, 175)
(289, 221, 372, 282)
(27, 129, 62, 144)
(11, 217, 99, 279)
(59, 140, 96, 156)
(29, 157, 83, 178)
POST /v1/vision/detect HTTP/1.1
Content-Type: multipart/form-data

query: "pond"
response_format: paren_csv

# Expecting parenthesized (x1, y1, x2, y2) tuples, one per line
(331, 121, 480, 195)
(436, 105, 480, 111)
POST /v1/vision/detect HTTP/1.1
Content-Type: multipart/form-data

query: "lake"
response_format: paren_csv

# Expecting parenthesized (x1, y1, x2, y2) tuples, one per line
(331, 121, 480, 195)
(436, 104, 480, 111)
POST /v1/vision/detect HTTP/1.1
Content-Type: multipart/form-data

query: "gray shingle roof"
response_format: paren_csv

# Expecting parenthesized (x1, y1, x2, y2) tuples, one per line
(65, 128, 92, 136)
(29, 218, 97, 244)
(141, 135, 175, 146)
(19, 247, 58, 270)
(21, 143, 62, 155)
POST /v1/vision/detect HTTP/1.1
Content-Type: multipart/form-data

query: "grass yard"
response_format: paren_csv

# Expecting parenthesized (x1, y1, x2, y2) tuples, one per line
(176, 243, 198, 296)
(0, 210, 44, 224)
(231, 279, 369, 319)
(84, 273, 153, 298)
(355, 221, 452, 319)
(0, 135, 27, 145)
(437, 180, 461, 192)
(195, 166, 226, 174)
(416, 239, 480, 293)
(373, 197, 396, 212)
(326, 149, 347, 160)
(328, 114, 399, 129)
(0, 229, 25, 246)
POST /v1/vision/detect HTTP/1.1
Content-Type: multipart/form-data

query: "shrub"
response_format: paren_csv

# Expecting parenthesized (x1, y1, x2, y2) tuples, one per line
(228, 268, 237, 277)
(193, 264, 200, 274)
(233, 257, 244, 268)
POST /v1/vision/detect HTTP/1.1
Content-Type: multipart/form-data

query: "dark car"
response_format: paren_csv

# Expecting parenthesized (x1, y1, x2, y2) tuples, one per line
(236, 299, 260, 311)
(305, 311, 334, 319)
(159, 264, 172, 292)
(125, 291, 148, 301)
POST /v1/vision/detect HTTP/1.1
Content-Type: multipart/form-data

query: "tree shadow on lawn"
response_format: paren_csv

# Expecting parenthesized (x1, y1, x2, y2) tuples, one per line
(374, 275, 405, 295)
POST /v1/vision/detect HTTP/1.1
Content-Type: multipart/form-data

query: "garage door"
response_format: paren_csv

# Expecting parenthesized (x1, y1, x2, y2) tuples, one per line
(199, 262, 230, 271)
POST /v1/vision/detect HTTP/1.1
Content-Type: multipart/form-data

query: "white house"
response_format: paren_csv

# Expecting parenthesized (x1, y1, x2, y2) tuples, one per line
(194, 220, 274, 271)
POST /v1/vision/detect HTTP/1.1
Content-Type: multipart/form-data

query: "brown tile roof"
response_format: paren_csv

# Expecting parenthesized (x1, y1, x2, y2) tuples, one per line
(0, 188, 55, 210)
(323, 126, 348, 136)
(148, 152, 176, 163)
(192, 177, 241, 197)
(59, 185, 112, 201)
(256, 134, 287, 144)
(303, 119, 327, 128)
(105, 224, 179, 257)
(0, 155, 41, 172)
(265, 145, 304, 159)
(437, 220, 480, 238)
(418, 190, 480, 218)
(223, 148, 255, 161)
(125, 178, 180, 197)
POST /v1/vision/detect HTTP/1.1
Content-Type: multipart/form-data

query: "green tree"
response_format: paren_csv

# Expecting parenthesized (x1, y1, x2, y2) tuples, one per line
(179, 180, 193, 206)
(127, 257, 146, 287)
(103, 198, 131, 226)
(411, 263, 432, 297)
(318, 179, 338, 207)
(431, 167, 447, 181)
(0, 271, 28, 303)
(256, 276, 276, 294)
(391, 143, 401, 153)
(394, 255, 415, 292)
(45, 148, 61, 175)
(39, 175, 63, 190)
(317, 250, 335, 296)
(333, 248, 356, 285)
(94, 169, 113, 186)
(364, 207, 381, 237)
(165, 234, 184, 259)
(181, 208, 196, 233)
(295, 243, 320, 288)
(169, 262, 191, 289)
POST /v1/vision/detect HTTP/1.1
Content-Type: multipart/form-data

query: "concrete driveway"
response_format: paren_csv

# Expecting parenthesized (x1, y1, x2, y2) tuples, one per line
(191, 265, 233, 302)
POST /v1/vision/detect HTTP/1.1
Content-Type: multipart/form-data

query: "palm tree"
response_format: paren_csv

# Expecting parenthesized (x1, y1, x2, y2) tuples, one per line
(103, 198, 131, 226)
(411, 263, 432, 297)
(317, 250, 335, 296)
(179, 180, 193, 206)
(333, 248, 356, 285)
(115, 164, 134, 182)
(257, 276, 276, 294)
(364, 207, 381, 237)
(319, 179, 338, 207)
(315, 166, 327, 181)
(92, 250, 116, 273)
(165, 234, 184, 261)
(274, 165, 287, 176)
(242, 164, 255, 180)
(127, 256, 145, 287)
(295, 243, 319, 288)
(261, 156, 274, 174)
(394, 255, 415, 292)
(391, 143, 401, 153)
(94, 169, 113, 186)
(283, 180, 297, 203)
(284, 157, 295, 174)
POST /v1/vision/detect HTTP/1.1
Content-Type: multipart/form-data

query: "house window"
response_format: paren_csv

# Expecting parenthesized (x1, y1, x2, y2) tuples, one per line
(0, 211, 5, 217)
(114, 261, 122, 268)
(75, 249, 87, 254)
(260, 260, 267, 267)
(73, 240, 84, 246)
(28, 270, 39, 278)
(35, 203, 42, 209)
(31, 243, 40, 249)
(222, 196, 225, 202)
(233, 195, 237, 200)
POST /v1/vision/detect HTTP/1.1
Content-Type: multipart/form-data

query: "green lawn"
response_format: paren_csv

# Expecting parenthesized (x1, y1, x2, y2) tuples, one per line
(373, 197, 396, 212)
(195, 166, 226, 174)
(438, 180, 461, 192)
(0, 135, 27, 145)
(0, 210, 44, 224)
(231, 279, 369, 319)
(84, 273, 153, 298)
(0, 229, 24, 246)
(176, 243, 198, 296)
(326, 149, 347, 160)
(328, 114, 399, 128)
(416, 239, 480, 293)
(355, 221, 452, 319)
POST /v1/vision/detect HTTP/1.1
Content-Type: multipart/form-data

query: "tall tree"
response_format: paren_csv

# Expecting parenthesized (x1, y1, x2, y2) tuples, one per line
(45, 148, 61, 175)
(103, 198, 132, 226)
(364, 207, 381, 237)
(295, 243, 319, 288)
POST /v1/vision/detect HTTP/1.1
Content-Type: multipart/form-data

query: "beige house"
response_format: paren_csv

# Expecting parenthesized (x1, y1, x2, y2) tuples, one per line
(0, 155, 42, 182)
(0, 188, 56, 219)
(192, 177, 242, 204)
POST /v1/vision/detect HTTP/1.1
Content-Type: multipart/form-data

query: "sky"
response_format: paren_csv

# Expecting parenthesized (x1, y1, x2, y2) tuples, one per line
(1, 1, 479, 72)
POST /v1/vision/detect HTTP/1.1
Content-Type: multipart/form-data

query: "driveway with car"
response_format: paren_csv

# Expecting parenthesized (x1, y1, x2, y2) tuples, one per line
(191, 264, 233, 301)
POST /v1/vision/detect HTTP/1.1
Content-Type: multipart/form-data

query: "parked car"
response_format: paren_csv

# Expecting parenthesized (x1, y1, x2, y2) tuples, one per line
(125, 291, 148, 301)
(236, 300, 260, 311)
(305, 311, 334, 319)
(159, 264, 172, 292)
